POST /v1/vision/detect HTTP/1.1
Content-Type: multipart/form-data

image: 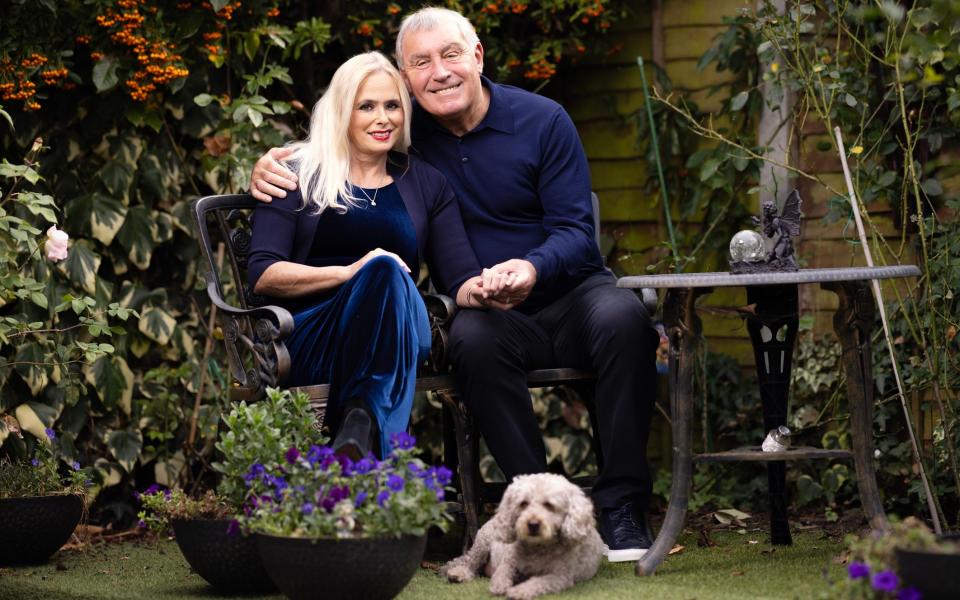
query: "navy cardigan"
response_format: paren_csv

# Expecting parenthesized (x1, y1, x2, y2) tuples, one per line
(247, 152, 481, 304)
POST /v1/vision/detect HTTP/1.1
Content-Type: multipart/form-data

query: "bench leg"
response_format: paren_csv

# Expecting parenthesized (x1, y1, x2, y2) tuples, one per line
(438, 389, 481, 552)
(637, 287, 703, 576)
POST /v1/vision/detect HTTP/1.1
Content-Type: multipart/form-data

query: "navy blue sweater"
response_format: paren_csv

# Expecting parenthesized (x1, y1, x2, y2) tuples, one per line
(411, 76, 604, 313)
(247, 153, 480, 309)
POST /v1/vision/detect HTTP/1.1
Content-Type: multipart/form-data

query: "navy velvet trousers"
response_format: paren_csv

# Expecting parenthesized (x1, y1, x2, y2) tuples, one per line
(284, 256, 431, 457)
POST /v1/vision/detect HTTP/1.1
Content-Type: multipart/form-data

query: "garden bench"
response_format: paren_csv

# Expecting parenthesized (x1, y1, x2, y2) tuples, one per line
(191, 193, 655, 549)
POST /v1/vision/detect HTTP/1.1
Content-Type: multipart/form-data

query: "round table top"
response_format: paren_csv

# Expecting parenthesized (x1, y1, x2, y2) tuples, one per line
(617, 265, 921, 289)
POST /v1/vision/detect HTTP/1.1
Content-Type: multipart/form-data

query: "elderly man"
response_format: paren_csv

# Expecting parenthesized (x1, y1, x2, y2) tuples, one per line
(249, 7, 659, 562)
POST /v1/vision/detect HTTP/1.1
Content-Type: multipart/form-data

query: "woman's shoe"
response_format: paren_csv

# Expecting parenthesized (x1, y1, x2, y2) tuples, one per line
(332, 399, 376, 460)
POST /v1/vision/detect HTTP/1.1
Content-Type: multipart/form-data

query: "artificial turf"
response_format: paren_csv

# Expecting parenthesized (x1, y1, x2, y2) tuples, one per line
(0, 527, 844, 599)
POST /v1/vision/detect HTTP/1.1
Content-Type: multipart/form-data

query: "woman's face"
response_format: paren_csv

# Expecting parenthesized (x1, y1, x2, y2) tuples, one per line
(348, 71, 404, 161)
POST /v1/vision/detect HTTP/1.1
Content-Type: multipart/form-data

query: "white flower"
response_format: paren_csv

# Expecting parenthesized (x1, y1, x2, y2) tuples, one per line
(44, 225, 69, 262)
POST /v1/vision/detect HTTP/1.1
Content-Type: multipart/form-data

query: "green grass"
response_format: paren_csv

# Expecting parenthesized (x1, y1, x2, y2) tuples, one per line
(0, 529, 843, 600)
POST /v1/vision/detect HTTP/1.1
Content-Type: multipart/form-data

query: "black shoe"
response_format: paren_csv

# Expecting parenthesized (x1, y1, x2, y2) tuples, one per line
(598, 502, 654, 563)
(331, 399, 376, 461)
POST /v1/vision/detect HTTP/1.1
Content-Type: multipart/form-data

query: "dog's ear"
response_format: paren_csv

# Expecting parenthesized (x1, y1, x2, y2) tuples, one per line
(561, 487, 596, 541)
(496, 475, 528, 544)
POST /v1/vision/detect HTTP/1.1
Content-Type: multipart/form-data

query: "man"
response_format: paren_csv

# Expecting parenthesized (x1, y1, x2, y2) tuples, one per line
(249, 7, 660, 562)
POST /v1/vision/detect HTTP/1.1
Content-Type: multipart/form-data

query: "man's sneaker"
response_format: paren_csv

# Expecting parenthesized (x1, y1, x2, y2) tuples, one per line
(598, 502, 654, 563)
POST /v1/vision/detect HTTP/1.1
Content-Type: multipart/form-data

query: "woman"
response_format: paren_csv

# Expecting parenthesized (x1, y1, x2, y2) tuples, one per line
(247, 52, 487, 459)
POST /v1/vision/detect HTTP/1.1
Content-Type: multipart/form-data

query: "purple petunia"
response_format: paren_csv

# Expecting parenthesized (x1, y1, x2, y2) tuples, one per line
(30, 458, 40, 467)
(225, 520, 240, 537)
(897, 587, 921, 600)
(355, 491, 368, 507)
(847, 561, 870, 580)
(302, 502, 315, 515)
(435, 488, 445, 501)
(285, 447, 300, 465)
(387, 474, 405, 492)
(44, 428, 56, 441)
(306, 445, 331, 465)
(137, 519, 147, 529)
(377, 490, 391, 507)
(435, 466, 452, 486)
(70, 460, 80, 471)
(390, 432, 416, 451)
(871, 570, 898, 593)
(354, 457, 375, 474)
(245, 463, 266, 484)
(337, 454, 354, 476)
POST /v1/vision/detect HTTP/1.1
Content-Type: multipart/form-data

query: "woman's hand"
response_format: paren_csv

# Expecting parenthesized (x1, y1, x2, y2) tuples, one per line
(349, 248, 411, 278)
(455, 275, 517, 310)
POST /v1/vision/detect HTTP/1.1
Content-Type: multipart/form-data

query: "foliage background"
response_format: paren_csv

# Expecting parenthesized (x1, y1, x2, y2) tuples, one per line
(0, 0, 629, 525)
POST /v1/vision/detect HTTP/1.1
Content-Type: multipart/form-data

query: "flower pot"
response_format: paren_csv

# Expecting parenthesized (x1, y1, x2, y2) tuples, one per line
(256, 533, 427, 600)
(172, 518, 275, 594)
(896, 533, 960, 600)
(0, 494, 83, 565)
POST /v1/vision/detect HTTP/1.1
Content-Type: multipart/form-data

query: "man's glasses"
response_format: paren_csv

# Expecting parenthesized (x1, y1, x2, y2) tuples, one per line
(406, 48, 469, 71)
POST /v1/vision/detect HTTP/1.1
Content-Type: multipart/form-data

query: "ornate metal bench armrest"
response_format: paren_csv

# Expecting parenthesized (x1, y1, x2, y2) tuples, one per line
(205, 276, 294, 393)
(423, 293, 456, 375)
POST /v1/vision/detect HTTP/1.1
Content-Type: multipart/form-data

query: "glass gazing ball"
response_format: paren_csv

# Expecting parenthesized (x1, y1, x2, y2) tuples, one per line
(729, 229, 766, 263)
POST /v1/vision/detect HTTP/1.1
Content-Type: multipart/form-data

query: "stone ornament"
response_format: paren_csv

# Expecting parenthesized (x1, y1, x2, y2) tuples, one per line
(729, 189, 802, 274)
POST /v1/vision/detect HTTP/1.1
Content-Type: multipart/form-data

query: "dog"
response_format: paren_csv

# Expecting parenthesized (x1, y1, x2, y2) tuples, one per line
(441, 473, 603, 599)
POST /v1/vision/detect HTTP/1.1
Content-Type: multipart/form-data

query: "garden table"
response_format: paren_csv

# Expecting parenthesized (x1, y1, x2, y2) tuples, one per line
(617, 266, 921, 576)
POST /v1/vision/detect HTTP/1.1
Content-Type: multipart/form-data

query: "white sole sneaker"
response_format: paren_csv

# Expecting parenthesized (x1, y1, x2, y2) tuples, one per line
(603, 545, 649, 563)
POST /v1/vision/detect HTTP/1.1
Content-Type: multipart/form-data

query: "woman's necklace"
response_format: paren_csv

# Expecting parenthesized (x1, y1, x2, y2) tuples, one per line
(354, 171, 386, 207)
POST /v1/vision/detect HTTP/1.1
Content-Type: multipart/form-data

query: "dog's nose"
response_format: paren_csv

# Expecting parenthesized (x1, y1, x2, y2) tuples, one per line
(527, 520, 541, 536)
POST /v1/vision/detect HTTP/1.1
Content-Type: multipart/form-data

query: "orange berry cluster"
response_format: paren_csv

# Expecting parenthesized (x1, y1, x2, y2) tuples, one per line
(201, 1, 241, 20)
(1, 52, 72, 111)
(266, 6, 280, 18)
(356, 22, 374, 36)
(387, 4, 401, 15)
(21, 53, 49, 68)
(95, 0, 189, 101)
(481, 1, 503, 14)
(75, 35, 92, 45)
(40, 67, 69, 85)
(510, 2, 528, 14)
(524, 58, 556, 80)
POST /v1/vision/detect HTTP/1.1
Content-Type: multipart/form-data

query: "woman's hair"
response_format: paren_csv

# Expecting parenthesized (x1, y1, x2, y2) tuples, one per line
(396, 7, 480, 70)
(287, 51, 412, 213)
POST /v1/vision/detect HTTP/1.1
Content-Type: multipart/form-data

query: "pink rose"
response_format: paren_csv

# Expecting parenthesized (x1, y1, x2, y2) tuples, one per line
(44, 225, 69, 262)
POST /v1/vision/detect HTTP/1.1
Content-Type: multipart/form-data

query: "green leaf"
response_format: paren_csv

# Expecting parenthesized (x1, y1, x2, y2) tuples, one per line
(59, 240, 101, 294)
(138, 305, 176, 345)
(730, 91, 749, 111)
(115, 206, 157, 270)
(194, 93, 214, 107)
(106, 429, 142, 473)
(84, 355, 134, 416)
(92, 57, 119, 92)
(244, 32, 261, 62)
(97, 160, 134, 201)
(921, 178, 943, 196)
(0, 160, 41, 184)
(30, 291, 48, 309)
(14, 342, 48, 396)
(248, 108, 263, 127)
(844, 93, 857, 107)
(699, 158, 721, 182)
(89, 193, 128, 246)
(210, 0, 230, 10)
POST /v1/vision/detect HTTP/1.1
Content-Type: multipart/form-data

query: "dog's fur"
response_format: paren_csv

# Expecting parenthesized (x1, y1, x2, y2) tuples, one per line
(441, 473, 603, 599)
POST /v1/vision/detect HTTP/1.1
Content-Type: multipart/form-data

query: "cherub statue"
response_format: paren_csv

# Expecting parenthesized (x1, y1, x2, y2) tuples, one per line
(751, 189, 802, 271)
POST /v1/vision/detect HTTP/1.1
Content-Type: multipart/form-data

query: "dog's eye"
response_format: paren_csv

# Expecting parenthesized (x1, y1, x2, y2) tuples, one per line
(543, 501, 555, 511)
(518, 500, 529, 509)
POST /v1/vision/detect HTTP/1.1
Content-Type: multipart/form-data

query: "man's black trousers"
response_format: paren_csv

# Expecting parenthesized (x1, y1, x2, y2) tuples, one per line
(448, 272, 659, 511)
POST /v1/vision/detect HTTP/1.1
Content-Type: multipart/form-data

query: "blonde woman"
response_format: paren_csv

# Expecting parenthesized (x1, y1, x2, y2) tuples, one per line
(247, 52, 487, 459)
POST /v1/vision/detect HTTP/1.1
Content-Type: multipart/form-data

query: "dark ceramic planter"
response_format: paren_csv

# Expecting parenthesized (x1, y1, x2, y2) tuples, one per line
(0, 494, 84, 565)
(172, 518, 275, 594)
(896, 533, 960, 600)
(256, 532, 427, 600)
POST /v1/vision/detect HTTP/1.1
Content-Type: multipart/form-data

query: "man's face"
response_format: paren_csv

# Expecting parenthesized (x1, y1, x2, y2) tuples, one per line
(400, 27, 484, 124)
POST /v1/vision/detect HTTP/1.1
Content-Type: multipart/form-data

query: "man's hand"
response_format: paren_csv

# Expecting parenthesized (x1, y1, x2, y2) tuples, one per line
(251, 147, 298, 202)
(480, 259, 536, 308)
